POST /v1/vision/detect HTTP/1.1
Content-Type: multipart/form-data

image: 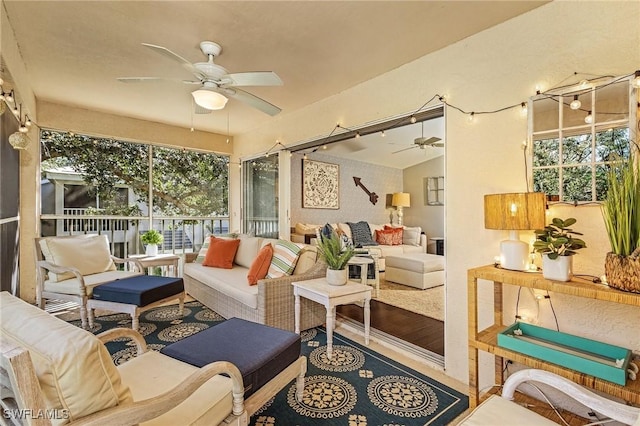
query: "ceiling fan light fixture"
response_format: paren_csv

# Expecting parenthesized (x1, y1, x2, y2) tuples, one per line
(191, 89, 228, 110)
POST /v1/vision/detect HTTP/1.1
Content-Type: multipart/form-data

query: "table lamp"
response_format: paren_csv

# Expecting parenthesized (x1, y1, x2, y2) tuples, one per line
(484, 192, 546, 271)
(392, 192, 411, 225)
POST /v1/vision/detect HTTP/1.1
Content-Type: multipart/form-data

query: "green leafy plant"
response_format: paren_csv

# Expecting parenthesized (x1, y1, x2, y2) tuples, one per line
(316, 229, 355, 270)
(602, 155, 640, 256)
(141, 229, 164, 245)
(533, 218, 587, 259)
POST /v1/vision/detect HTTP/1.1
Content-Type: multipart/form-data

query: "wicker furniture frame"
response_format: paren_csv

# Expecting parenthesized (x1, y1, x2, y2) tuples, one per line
(468, 265, 640, 409)
(183, 253, 328, 332)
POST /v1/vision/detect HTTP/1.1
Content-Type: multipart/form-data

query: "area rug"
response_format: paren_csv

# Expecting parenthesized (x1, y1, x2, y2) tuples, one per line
(375, 278, 445, 321)
(70, 302, 467, 424)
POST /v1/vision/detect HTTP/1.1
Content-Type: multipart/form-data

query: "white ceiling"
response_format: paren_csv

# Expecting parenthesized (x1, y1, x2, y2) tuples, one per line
(320, 116, 445, 169)
(3, 1, 547, 140)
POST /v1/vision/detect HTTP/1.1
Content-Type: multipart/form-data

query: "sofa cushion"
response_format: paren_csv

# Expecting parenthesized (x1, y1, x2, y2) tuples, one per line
(203, 237, 241, 269)
(375, 229, 395, 245)
(39, 235, 116, 282)
(118, 350, 233, 426)
(235, 235, 263, 268)
(184, 263, 259, 309)
(0, 292, 132, 422)
(267, 240, 302, 278)
(347, 221, 378, 247)
(382, 226, 403, 245)
(194, 235, 212, 264)
(292, 246, 318, 275)
(403, 226, 422, 246)
(247, 243, 273, 285)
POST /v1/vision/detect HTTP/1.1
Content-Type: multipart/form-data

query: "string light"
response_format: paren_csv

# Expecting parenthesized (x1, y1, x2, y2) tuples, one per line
(584, 111, 594, 124)
(468, 112, 475, 122)
(355, 131, 360, 138)
(569, 95, 581, 110)
(520, 102, 528, 117)
(380, 130, 385, 137)
(410, 115, 417, 123)
(5, 90, 14, 103)
(634, 70, 640, 88)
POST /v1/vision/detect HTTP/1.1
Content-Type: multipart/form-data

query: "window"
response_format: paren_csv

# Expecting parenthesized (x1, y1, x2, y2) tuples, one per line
(39, 130, 229, 254)
(530, 76, 635, 203)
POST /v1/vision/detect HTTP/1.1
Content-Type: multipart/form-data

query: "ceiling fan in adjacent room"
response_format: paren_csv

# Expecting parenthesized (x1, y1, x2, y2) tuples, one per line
(392, 121, 444, 154)
(118, 41, 283, 116)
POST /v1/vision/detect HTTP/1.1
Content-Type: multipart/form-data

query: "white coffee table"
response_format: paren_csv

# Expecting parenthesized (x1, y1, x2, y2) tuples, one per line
(292, 277, 371, 360)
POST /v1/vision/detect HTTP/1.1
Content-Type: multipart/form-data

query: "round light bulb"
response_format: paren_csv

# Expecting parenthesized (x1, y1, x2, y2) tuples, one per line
(19, 125, 28, 133)
(355, 132, 360, 139)
(584, 111, 593, 124)
(570, 95, 581, 110)
(380, 130, 385, 137)
(6, 91, 14, 103)
(410, 116, 417, 124)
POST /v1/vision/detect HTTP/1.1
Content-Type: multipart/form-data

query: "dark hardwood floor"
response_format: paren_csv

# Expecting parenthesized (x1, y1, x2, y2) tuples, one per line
(337, 300, 444, 356)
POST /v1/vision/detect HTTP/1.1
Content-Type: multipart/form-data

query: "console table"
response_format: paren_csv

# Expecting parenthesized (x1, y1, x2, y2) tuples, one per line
(468, 265, 640, 409)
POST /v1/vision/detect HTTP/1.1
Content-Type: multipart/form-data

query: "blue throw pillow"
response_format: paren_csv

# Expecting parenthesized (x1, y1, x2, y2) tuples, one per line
(347, 221, 378, 247)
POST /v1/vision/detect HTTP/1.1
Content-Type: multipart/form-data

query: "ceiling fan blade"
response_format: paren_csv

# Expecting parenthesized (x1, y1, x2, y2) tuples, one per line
(141, 43, 206, 80)
(117, 77, 188, 83)
(225, 88, 281, 116)
(392, 146, 417, 154)
(432, 142, 445, 148)
(222, 71, 283, 87)
(424, 136, 442, 145)
(194, 103, 212, 114)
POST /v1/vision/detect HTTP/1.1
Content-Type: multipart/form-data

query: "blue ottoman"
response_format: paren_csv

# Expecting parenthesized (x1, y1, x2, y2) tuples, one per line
(161, 317, 301, 397)
(88, 275, 185, 330)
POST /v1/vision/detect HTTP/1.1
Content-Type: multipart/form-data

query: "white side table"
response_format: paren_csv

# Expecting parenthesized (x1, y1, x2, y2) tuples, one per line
(130, 254, 181, 277)
(292, 278, 371, 360)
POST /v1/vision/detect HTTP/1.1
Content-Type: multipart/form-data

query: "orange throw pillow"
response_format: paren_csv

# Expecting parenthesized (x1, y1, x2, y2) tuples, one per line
(202, 237, 240, 269)
(247, 243, 274, 285)
(375, 229, 395, 245)
(383, 225, 404, 245)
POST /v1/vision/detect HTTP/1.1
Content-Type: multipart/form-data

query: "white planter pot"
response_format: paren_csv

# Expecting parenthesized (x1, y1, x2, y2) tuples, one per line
(542, 254, 573, 282)
(326, 268, 347, 286)
(145, 244, 158, 256)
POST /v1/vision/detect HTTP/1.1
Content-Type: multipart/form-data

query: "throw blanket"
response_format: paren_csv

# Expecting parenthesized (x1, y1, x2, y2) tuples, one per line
(347, 221, 378, 248)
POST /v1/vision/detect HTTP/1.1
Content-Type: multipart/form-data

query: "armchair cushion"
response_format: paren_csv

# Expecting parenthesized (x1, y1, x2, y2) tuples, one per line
(1, 292, 132, 421)
(43, 269, 141, 297)
(39, 234, 116, 282)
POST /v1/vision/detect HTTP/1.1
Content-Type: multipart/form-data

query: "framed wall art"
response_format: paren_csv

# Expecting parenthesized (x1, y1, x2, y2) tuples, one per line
(302, 159, 340, 209)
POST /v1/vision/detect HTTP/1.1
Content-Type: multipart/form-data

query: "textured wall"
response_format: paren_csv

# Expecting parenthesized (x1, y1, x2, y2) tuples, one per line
(290, 152, 402, 226)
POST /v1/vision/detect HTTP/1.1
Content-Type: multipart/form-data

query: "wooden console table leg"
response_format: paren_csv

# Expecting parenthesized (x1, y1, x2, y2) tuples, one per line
(468, 272, 480, 408)
(494, 281, 504, 386)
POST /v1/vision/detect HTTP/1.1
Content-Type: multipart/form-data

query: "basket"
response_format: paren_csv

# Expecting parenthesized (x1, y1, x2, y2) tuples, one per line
(605, 248, 640, 293)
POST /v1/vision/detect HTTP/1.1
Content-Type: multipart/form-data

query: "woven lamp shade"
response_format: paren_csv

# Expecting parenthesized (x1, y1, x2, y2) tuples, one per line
(484, 193, 546, 230)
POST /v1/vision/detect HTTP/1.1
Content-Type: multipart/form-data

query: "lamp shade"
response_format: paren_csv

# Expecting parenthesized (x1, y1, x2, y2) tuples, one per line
(191, 89, 228, 110)
(9, 131, 29, 150)
(484, 192, 546, 230)
(392, 192, 411, 208)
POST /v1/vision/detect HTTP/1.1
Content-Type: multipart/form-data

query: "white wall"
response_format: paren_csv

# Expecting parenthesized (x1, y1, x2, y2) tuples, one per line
(234, 0, 640, 393)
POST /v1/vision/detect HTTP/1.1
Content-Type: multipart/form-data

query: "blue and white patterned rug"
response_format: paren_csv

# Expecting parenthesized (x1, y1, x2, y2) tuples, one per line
(70, 301, 468, 425)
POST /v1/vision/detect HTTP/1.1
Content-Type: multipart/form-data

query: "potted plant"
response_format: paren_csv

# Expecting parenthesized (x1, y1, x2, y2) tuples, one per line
(316, 228, 355, 286)
(602, 154, 640, 292)
(141, 229, 163, 256)
(533, 217, 586, 281)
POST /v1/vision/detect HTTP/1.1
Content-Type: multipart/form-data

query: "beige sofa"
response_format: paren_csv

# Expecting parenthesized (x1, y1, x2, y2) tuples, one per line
(183, 235, 327, 332)
(292, 222, 427, 271)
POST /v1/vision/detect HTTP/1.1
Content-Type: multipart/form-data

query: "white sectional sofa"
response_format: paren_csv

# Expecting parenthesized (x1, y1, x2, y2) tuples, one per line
(183, 235, 327, 332)
(292, 222, 427, 271)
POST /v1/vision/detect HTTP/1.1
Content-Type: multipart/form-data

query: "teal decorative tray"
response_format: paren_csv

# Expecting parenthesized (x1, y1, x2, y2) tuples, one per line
(498, 322, 631, 385)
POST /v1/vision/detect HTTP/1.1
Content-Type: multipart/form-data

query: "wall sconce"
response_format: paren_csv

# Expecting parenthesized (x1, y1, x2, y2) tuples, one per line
(484, 192, 546, 271)
(392, 192, 411, 226)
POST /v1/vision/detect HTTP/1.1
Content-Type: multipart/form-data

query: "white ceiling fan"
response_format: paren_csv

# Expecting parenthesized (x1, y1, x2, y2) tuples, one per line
(118, 41, 283, 116)
(392, 121, 444, 154)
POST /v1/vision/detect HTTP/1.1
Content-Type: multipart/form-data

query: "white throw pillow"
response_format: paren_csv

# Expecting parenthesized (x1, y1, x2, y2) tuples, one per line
(403, 226, 422, 246)
(39, 235, 116, 282)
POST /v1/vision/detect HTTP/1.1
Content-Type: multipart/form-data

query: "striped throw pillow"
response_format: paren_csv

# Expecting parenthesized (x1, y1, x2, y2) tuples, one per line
(194, 235, 212, 263)
(267, 240, 303, 278)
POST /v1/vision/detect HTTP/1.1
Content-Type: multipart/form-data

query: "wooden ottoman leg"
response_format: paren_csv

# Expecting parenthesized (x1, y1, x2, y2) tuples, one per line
(179, 292, 185, 316)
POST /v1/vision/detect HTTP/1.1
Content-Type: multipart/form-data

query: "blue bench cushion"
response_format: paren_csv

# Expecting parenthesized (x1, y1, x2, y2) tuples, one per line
(161, 317, 300, 397)
(91, 275, 184, 307)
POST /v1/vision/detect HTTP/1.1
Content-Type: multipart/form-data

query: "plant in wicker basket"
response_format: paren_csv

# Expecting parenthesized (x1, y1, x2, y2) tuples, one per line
(602, 154, 640, 293)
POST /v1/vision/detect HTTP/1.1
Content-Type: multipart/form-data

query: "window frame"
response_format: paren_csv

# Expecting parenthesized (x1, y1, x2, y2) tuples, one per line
(528, 75, 637, 204)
